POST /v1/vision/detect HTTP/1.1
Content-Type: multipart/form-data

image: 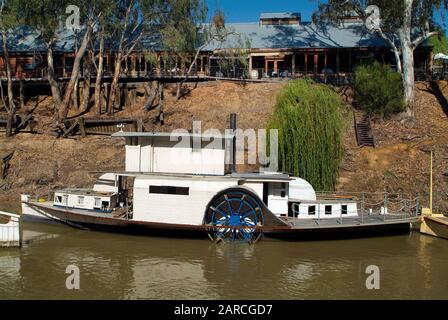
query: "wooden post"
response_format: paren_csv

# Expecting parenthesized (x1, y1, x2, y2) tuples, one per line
(304, 54, 308, 74)
(314, 54, 318, 75)
(291, 54, 296, 76)
(349, 51, 352, 73)
(19, 80, 25, 109)
(78, 117, 86, 137)
(336, 50, 340, 75)
(324, 53, 328, 70)
(248, 55, 253, 76)
(62, 56, 66, 78)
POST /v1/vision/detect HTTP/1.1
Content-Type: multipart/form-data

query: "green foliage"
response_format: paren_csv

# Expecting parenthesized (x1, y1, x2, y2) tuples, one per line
(160, 0, 207, 54)
(354, 62, 405, 117)
(267, 79, 346, 191)
(430, 31, 448, 55)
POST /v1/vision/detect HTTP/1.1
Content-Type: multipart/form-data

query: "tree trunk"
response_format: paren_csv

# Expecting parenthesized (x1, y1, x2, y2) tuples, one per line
(144, 80, 158, 111)
(19, 80, 25, 109)
(155, 82, 164, 124)
(94, 27, 105, 115)
(2, 30, 15, 137)
(57, 25, 92, 123)
(176, 81, 183, 100)
(400, 0, 415, 114)
(47, 45, 62, 119)
(80, 51, 92, 112)
(108, 52, 122, 115)
(72, 75, 79, 110)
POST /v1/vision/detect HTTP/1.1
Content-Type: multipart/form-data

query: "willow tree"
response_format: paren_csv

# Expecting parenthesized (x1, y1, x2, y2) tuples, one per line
(0, 0, 20, 137)
(315, 0, 448, 114)
(268, 79, 346, 191)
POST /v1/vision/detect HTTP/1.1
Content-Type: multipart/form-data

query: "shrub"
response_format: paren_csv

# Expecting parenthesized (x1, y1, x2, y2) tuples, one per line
(268, 79, 346, 191)
(354, 61, 405, 117)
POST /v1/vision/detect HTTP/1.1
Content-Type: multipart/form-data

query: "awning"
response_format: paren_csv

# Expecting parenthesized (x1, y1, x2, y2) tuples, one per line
(434, 53, 448, 62)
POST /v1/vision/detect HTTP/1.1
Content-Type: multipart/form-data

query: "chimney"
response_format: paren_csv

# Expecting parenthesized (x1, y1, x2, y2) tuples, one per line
(229, 113, 237, 173)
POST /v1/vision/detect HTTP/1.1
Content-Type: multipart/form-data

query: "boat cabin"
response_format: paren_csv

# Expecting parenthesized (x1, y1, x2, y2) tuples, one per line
(53, 189, 117, 213)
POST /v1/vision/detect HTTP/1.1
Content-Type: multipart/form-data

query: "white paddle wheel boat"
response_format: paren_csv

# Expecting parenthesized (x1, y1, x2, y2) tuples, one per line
(21, 116, 419, 242)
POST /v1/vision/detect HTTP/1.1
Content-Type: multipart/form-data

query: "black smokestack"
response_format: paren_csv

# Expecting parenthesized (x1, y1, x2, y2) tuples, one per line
(230, 113, 237, 173)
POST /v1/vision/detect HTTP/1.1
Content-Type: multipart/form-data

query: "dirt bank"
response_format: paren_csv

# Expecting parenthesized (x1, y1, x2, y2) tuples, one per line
(0, 80, 447, 213)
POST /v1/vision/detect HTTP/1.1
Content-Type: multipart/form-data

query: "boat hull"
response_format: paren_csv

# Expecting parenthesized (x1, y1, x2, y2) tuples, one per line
(420, 215, 448, 240)
(22, 201, 415, 241)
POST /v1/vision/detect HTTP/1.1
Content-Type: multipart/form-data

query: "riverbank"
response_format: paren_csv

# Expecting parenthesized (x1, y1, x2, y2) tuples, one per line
(0, 80, 447, 212)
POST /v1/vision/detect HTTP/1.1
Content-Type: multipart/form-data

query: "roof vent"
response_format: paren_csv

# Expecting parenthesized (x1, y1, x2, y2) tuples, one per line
(260, 12, 301, 26)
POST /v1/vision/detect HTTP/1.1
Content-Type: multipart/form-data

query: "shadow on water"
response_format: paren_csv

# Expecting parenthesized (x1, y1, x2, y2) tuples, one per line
(1, 220, 447, 300)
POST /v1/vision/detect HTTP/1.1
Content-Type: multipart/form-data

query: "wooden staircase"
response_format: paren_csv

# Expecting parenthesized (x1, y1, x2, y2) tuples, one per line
(354, 110, 375, 147)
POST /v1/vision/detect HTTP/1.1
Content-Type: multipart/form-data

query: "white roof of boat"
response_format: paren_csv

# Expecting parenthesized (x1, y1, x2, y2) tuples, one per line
(112, 131, 236, 139)
(92, 171, 293, 181)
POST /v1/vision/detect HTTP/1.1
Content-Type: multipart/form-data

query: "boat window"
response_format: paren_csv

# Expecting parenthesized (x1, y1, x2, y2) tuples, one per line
(78, 196, 85, 205)
(94, 198, 101, 207)
(149, 186, 190, 196)
(342, 205, 348, 215)
(308, 205, 316, 215)
(101, 201, 109, 210)
(55, 196, 62, 203)
(325, 205, 332, 215)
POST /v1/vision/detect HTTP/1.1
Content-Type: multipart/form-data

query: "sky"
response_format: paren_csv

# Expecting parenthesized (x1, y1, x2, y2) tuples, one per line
(205, 0, 447, 34)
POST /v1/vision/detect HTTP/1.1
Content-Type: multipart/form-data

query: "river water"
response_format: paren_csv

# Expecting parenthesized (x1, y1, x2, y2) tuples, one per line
(0, 216, 447, 300)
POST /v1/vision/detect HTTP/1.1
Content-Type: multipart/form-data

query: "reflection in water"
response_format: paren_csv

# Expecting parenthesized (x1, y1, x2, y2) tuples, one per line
(0, 220, 447, 300)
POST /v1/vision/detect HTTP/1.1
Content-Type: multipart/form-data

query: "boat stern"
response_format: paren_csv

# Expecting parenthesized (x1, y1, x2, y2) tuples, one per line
(21, 195, 54, 222)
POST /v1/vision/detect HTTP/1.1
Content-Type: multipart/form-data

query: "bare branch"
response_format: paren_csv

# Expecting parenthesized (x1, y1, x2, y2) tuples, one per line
(412, 31, 439, 49)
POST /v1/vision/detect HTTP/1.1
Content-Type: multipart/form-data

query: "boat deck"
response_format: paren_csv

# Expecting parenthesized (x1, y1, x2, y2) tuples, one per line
(32, 201, 127, 220)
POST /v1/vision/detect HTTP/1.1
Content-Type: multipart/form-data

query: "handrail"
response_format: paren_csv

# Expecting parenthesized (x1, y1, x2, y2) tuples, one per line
(0, 211, 20, 219)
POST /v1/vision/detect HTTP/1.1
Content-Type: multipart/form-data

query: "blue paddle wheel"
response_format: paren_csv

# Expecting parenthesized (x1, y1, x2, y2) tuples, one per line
(204, 189, 264, 243)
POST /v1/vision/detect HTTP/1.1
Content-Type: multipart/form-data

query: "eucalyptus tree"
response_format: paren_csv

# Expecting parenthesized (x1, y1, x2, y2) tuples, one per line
(91, 0, 117, 114)
(20, 0, 69, 121)
(107, 0, 170, 114)
(0, 0, 20, 137)
(315, 0, 448, 114)
(160, 7, 250, 101)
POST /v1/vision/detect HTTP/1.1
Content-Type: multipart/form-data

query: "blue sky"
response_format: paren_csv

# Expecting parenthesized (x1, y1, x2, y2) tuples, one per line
(205, 0, 447, 34)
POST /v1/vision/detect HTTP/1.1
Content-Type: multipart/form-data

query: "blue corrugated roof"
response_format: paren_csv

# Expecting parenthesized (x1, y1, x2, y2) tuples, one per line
(0, 21, 430, 54)
(206, 22, 392, 50)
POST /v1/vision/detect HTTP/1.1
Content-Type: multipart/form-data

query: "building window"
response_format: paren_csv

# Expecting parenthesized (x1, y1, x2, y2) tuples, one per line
(308, 205, 316, 215)
(94, 198, 101, 207)
(149, 186, 190, 196)
(342, 205, 348, 215)
(78, 196, 85, 205)
(325, 205, 332, 215)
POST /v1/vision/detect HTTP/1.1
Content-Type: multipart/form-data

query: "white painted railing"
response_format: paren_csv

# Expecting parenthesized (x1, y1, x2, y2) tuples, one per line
(0, 211, 21, 247)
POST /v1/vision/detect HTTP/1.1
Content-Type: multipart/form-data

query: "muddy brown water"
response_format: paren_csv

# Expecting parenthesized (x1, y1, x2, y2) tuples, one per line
(0, 203, 447, 300)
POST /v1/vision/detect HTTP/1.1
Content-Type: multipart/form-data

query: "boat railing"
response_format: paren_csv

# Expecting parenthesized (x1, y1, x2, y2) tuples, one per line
(291, 192, 420, 224)
(0, 211, 21, 247)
